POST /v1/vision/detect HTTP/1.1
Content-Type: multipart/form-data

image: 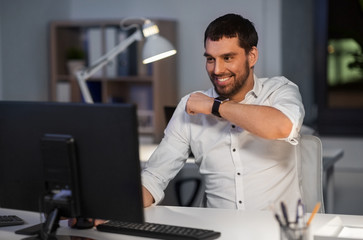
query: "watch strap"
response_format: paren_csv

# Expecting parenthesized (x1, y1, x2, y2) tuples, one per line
(212, 97, 226, 117)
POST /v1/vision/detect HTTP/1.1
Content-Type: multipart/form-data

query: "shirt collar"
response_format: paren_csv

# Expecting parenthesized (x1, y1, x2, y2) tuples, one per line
(247, 74, 261, 99)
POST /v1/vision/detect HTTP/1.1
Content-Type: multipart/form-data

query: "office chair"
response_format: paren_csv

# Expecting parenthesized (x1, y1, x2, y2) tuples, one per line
(298, 134, 325, 213)
(164, 106, 176, 126)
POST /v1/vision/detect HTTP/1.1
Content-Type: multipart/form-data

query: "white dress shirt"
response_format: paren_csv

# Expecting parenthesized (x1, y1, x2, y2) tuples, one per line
(142, 75, 305, 211)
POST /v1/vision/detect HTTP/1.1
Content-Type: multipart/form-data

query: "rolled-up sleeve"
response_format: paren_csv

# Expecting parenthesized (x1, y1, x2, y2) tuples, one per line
(270, 81, 305, 145)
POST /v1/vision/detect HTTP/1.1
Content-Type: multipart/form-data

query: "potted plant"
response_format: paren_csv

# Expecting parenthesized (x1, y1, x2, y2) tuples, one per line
(66, 47, 86, 76)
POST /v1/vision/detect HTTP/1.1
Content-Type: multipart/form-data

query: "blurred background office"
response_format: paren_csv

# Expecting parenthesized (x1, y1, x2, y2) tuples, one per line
(0, 0, 362, 215)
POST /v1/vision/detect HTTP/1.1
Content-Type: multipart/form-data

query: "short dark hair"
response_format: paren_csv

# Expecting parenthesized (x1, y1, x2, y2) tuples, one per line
(204, 13, 258, 53)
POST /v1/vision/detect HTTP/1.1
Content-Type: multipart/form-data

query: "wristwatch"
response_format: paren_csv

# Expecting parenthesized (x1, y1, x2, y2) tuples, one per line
(212, 97, 227, 117)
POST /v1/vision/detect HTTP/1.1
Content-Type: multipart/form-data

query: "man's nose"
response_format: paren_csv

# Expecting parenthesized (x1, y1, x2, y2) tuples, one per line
(213, 59, 225, 75)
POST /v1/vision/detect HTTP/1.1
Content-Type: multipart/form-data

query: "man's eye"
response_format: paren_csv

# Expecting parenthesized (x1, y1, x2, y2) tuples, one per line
(224, 56, 232, 61)
(206, 57, 215, 63)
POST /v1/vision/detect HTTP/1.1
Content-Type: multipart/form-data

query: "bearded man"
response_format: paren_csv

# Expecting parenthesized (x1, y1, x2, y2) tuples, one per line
(142, 13, 305, 212)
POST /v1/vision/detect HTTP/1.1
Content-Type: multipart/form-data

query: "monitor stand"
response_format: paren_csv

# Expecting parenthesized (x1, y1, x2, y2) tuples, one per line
(15, 209, 96, 240)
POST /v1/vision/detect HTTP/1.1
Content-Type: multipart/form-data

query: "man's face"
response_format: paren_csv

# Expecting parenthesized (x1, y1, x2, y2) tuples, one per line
(204, 37, 252, 100)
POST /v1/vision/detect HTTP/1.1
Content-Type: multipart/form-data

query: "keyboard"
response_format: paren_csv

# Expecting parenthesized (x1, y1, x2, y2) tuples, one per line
(97, 220, 221, 240)
(0, 215, 25, 227)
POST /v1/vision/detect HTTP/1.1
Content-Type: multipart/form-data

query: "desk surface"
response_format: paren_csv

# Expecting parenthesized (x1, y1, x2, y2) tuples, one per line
(1, 206, 363, 240)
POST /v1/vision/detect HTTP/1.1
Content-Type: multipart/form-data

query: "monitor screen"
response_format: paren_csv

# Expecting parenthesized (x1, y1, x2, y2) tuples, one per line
(0, 101, 144, 223)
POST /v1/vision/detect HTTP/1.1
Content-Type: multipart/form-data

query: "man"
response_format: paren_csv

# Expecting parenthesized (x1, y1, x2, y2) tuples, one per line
(142, 13, 305, 211)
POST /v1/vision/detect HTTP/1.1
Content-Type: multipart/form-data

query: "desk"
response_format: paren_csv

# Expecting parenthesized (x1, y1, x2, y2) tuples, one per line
(1, 206, 363, 240)
(140, 144, 344, 211)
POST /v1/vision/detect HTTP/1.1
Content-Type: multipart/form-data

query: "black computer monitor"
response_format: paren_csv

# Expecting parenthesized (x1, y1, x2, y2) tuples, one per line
(0, 101, 144, 225)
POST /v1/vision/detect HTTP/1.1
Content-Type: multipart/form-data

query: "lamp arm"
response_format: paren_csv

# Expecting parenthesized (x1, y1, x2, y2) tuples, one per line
(75, 28, 143, 103)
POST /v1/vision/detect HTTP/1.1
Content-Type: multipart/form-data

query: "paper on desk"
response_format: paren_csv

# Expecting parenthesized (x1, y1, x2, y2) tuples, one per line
(339, 227, 363, 239)
(314, 216, 343, 239)
(314, 216, 363, 240)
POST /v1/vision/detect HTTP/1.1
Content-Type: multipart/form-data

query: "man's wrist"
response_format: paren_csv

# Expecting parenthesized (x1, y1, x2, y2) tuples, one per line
(212, 97, 227, 117)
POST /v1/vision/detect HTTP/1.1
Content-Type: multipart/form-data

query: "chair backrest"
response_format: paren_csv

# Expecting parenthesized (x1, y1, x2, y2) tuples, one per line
(297, 135, 325, 213)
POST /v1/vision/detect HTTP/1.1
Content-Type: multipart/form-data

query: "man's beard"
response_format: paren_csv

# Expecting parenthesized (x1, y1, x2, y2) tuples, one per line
(211, 60, 250, 99)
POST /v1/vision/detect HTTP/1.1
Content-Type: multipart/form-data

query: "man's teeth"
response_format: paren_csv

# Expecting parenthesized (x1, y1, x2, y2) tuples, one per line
(218, 77, 229, 82)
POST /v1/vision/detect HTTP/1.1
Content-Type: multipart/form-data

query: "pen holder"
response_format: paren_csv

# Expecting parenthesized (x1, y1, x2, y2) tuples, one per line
(280, 223, 309, 240)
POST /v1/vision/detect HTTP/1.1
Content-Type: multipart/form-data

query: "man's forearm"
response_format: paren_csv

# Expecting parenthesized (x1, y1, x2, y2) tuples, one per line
(219, 101, 293, 139)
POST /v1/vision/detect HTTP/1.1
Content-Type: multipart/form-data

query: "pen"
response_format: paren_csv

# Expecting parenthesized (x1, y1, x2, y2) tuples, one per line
(274, 213, 284, 227)
(280, 201, 290, 226)
(307, 202, 321, 226)
(295, 199, 305, 228)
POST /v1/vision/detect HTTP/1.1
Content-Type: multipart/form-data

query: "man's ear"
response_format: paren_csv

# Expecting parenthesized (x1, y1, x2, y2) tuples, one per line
(248, 46, 258, 68)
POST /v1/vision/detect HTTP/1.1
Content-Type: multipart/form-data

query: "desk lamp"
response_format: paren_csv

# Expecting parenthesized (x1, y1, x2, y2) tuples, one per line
(75, 18, 177, 103)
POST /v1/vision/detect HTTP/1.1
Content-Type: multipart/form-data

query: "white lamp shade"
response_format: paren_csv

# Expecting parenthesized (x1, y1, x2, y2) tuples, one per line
(142, 34, 177, 64)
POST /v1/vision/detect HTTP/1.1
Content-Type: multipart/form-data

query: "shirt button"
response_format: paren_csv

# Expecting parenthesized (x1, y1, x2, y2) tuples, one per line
(232, 148, 236, 152)
(237, 172, 241, 176)
(232, 125, 236, 128)
(239, 200, 242, 204)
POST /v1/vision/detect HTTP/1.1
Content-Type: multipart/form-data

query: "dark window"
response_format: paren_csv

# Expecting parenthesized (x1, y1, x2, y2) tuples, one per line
(315, 0, 363, 135)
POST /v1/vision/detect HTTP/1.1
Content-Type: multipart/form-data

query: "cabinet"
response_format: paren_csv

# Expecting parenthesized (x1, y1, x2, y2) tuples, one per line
(49, 19, 178, 143)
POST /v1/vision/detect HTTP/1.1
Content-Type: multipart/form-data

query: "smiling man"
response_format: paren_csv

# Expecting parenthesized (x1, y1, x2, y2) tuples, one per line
(142, 13, 305, 211)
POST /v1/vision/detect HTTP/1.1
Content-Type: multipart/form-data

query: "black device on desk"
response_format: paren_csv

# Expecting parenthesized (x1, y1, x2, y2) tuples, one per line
(97, 220, 221, 240)
(0, 101, 220, 240)
(0, 215, 25, 227)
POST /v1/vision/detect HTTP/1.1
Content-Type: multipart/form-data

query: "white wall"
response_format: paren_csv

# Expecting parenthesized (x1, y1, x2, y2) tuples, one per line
(0, 0, 72, 101)
(0, 0, 282, 101)
(69, 0, 282, 99)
